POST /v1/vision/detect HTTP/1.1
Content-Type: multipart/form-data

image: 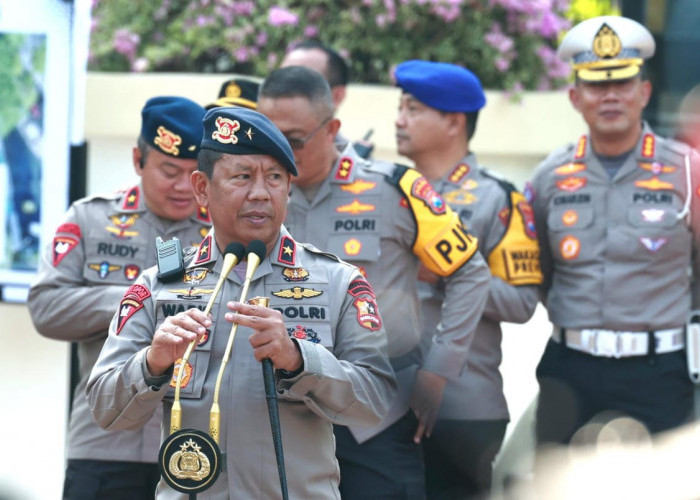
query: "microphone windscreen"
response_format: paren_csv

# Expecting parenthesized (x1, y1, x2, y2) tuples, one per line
(224, 242, 245, 263)
(246, 240, 267, 263)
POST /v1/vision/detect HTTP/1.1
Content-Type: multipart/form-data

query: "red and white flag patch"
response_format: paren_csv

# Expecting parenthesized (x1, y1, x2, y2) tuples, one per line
(53, 237, 78, 267)
(116, 284, 151, 335)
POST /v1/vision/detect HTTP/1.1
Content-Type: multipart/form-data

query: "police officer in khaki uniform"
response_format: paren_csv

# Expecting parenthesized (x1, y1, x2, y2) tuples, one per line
(87, 107, 397, 499)
(257, 66, 490, 500)
(280, 40, 375, 158)
(28, 96, 209, 499)
(394, 60, 542, 500)
(528, 16, 700, 446)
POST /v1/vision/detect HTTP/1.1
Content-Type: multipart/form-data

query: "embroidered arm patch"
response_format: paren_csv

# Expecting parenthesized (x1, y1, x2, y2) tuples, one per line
(116, 284, 151, 335)
(396, 167, 478, 277)
(347, 278, 381, 330)
(52, 223, 82, 267)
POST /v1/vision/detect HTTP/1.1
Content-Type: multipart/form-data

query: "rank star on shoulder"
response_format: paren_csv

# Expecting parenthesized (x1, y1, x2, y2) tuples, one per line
(283, 245, 293, 256)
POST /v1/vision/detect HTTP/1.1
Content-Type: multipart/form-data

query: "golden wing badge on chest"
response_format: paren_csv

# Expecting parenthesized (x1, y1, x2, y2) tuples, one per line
(272, 286, 323, 300)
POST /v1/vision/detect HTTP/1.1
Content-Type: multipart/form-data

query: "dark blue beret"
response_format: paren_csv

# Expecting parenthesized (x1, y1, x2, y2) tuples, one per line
(200, 107, 297, 176)
(141, 96, 206, 159)
(394, 60, 486, 113)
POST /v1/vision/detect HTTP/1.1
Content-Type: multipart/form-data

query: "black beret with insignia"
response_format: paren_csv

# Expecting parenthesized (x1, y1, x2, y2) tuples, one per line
(206, 77, 260, 110)
(200, 107, 297, 176)
(141, 96, 206, 159)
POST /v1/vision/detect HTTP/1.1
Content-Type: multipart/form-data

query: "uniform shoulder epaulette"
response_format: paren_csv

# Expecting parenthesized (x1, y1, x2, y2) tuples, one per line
(297, 241, 342, 263)
(381, 162, 414, 187)
(73, 190, 121, 206)
(183, 245, 199, 259)
(182, 244, 206, 269)
(366, 159, 404, 180)
(549, 142, 578, 165)
(480, 167, 517, 195)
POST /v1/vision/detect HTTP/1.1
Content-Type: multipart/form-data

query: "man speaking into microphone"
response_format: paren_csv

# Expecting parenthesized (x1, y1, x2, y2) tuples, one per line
(87, 107, 397, 499)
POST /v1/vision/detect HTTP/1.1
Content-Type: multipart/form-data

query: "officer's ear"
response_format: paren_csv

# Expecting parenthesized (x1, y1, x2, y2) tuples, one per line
(445, 111, 465, 139)
(327, 117, 342, 141)
(132, 146, 144, 177)
(569, 85, 582, 113)
(191, 170, 210, 208)
(640, 79, 652, 108)
(330, 85, 346, 109)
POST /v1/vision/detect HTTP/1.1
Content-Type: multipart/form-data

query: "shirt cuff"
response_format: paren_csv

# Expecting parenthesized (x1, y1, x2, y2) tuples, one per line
(140, 351, 174, 389)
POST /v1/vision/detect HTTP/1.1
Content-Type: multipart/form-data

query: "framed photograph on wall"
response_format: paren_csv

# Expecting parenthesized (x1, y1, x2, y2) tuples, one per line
(0, 0, 77, 301)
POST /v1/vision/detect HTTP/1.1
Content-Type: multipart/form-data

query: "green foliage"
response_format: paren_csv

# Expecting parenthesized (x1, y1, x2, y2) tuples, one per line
(568, 0, 620, 23)
(88, 0, 615, 90)
(0, 34, 44, 136)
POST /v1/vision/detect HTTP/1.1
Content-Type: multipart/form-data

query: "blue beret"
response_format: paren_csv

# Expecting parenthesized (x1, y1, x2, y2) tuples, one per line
(394, 60, 486, 113)
(200, 107, 297, 176)
(141, 96, 205, 159)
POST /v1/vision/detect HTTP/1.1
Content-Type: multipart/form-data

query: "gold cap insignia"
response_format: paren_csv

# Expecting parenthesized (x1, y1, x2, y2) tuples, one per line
(225, 82, 242, 98)
(212, 116, 240, 144)
(593, 23, 622, 59)
(154, 126, 183, 156)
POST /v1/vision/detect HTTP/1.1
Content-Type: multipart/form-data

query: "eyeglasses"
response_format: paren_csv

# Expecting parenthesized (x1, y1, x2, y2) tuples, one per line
(284, 117, 332, 151)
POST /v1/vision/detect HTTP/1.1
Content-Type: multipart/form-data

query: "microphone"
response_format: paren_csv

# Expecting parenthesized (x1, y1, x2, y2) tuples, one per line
(210, 240, 268, 442)
(170, 241, 244, 434)
(242, 240, 267, 285)
(203, 242, 246, 317)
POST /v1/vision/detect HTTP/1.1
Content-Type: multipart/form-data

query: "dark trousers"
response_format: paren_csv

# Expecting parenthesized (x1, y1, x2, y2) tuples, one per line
(423, 419, 507, 500)
(536, 339, 694, 446)
(63, 459, 160, 500)
(334, 411, 425, 500)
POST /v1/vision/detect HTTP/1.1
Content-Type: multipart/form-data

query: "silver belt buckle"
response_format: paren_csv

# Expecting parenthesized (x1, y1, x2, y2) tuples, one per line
(593, 329, 620, 357)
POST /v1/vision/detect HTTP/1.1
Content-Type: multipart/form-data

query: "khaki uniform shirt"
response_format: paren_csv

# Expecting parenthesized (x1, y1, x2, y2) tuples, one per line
(28, 184, 211, 461)
(529, 123, 700, 330)
(285, 144, 490, 441)
(87, 228, 396, 499)
(419, 154, 542, 420)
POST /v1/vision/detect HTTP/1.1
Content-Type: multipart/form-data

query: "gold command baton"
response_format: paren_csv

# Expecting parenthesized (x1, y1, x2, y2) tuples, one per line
(159, 240, 267, 497)
(159, 241, 244, 497)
